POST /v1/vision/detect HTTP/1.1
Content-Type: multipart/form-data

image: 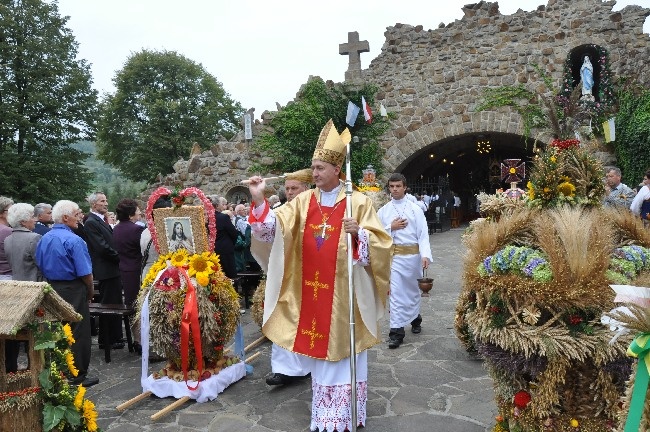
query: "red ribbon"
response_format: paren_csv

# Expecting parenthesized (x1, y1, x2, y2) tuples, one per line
(180, 269, 203, 390)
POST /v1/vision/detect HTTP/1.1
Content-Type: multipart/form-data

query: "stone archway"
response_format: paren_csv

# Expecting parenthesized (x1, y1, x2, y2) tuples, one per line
(387, 112, 535, 221)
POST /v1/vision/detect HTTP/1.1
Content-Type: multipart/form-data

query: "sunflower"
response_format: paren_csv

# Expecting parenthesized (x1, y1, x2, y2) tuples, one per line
(170, 248, 190, 268)
(82, 399, 98, 432)
(195, 273, 209, 286)
(74, 384, 86, 410)
(65, 350, 78, 377)
(526, 182, 535, 200)
(188, 253, 214, 278)
(557, 181, 576, 197)
(62, 323, 75, 346)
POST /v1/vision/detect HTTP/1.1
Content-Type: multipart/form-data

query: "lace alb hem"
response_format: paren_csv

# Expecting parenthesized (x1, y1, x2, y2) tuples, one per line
(310, 380, 367, 432)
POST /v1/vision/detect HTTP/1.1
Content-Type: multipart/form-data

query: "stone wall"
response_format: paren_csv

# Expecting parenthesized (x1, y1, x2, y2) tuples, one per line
(151, 0, 650, 200)
(367, 0, 650, 172)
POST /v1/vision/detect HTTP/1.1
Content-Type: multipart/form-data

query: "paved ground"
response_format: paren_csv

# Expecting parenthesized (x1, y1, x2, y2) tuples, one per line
(86, 226, 497, 432)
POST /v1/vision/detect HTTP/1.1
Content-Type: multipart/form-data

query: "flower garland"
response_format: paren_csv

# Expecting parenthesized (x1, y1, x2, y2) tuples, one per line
(477, 246, 553, 283)
(606, 245, 650, 283)
(549, 138, 580, 151)
(137, 249, 240, 375)
(145, 186, 217, 254)
(28, 320, 99, 431)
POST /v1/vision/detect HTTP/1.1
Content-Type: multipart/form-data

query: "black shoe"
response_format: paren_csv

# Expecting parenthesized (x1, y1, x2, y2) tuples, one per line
(388, 338, 402, 349)
(81, 377, 99, 387)
(99, 342, 125, 350)
(411, 325, 422, 334)
(133, 342, 142, 355)
(266, 373, 294, 386)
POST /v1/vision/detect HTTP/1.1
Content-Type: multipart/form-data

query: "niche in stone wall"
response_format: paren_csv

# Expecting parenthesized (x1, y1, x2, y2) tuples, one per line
(566, 44, 603, 101)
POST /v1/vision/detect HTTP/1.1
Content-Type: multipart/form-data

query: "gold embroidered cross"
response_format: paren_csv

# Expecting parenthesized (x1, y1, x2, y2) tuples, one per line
(300, 318, 324, 350)
(305, 270, 329, 300)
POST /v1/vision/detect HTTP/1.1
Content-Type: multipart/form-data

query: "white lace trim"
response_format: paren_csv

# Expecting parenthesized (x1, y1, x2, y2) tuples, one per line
(310, 381, 367, 432)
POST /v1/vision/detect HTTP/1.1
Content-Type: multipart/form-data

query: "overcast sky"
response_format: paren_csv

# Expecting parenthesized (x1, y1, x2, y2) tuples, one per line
(57, 0, 649, 117)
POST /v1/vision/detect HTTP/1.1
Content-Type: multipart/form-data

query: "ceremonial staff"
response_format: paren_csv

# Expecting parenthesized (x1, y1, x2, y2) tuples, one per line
(344, 141, 358, 432)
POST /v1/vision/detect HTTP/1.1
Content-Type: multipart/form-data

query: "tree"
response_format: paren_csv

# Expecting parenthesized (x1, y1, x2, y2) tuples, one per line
(0, 0, 98, 203)
(97, 50, 244, 182)
(252, 77, 389, 183)
(612, 83, 650, 186)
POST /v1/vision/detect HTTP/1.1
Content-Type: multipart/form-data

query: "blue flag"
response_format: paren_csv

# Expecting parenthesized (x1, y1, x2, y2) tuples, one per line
(346, 101, 360, 126)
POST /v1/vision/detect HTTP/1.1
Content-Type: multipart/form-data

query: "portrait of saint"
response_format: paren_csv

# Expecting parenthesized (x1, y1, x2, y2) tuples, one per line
(165, 218, 195, 254)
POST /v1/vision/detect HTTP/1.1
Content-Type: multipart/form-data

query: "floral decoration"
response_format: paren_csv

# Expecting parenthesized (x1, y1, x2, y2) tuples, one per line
(6, 320, 102, 431)
(549, 138, 580, 151)
(563, 307, 597, 335)
(606, 245, 650, 283)
(488, 293, 509, 328)
(478, 246, 553, 283)
(526, 143, 604, 209)
(137, 250, 239, 375)
(513, 390, 532, 409)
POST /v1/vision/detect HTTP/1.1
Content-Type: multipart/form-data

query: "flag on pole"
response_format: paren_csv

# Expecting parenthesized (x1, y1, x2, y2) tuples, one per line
(361, 96, 372, 124)
(380, 103, 387, 117)
(603, 117, 616, 143)
(346, 101, 360, 127)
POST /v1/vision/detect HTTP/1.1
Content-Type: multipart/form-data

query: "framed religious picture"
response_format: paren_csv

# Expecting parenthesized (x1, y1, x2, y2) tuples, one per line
(153, 206, 209, 255)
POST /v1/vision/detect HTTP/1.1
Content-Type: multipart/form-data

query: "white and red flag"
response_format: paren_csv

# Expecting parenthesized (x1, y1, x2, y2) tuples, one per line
(361, 96, 372, 124)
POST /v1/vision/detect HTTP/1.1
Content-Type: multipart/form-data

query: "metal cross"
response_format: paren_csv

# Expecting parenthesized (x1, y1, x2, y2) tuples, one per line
(318, 220, 332, 240)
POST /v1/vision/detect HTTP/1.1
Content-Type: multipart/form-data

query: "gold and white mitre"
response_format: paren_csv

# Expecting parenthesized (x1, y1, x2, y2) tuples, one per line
(312, 119, 351, 167)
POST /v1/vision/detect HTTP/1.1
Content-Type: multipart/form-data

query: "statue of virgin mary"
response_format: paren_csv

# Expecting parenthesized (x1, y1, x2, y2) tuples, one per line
(580, 55, 594, 97)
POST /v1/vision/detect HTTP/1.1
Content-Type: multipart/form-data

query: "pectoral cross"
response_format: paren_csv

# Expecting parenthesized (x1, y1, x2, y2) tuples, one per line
(318, 221, 331, 239)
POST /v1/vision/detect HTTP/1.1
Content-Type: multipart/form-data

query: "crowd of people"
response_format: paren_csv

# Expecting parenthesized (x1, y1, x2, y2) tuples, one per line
(0, 190, 266, 389)
(4, 136, 650, 431)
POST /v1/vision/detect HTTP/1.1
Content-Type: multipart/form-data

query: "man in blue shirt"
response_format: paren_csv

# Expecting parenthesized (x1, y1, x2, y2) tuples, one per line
(36, 200, 98, 387)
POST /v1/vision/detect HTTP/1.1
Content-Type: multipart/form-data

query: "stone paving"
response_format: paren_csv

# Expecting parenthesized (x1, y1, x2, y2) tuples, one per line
(86, 227, 497, 431)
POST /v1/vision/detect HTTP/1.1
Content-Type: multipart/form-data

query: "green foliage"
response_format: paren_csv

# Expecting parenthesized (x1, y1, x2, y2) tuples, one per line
(476, 85, 547, 138)
(252, 78, 389, 182)
(488, 292, 508, 328)
(0, 0, 98, 203)
(97, 49, 244, 182)
(612, 85, 650, 186)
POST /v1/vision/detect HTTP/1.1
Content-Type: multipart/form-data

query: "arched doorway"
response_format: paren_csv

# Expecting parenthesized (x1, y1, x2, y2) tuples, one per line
(396, 132, 535, 223)
(226, 186, 251, 205)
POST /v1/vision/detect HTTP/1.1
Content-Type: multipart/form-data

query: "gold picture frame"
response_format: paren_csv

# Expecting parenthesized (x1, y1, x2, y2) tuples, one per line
(153, 206, 209, 255)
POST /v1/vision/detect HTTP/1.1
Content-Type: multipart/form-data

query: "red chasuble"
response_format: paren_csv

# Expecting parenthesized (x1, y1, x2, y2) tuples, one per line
(292, 195, 346, 358)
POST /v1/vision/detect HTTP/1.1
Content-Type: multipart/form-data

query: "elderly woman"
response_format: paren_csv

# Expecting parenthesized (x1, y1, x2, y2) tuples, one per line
(0, 196, 14, 281)
(4, 202, 41, 372)
(5, 203, 42, 281)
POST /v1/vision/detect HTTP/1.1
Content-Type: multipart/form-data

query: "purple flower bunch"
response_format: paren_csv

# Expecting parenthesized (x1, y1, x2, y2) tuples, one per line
(478, 246, 552, 282)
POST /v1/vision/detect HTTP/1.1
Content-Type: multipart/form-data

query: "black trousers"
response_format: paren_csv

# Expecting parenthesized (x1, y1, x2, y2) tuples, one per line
(50, 279, 91, 378)
(389, 314, 422, 341)
(98, 276, 124, 344)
